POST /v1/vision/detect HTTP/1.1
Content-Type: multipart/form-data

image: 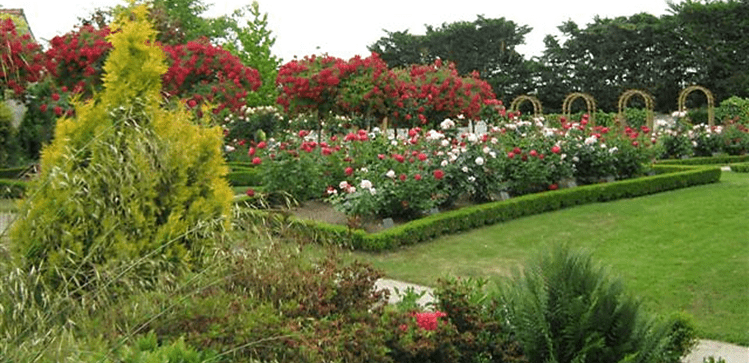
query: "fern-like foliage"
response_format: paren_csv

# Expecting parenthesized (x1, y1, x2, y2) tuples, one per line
(499, 245, 670, 363)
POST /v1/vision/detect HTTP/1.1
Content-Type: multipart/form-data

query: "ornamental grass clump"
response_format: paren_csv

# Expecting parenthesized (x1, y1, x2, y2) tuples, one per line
(9, 5, 233, 292)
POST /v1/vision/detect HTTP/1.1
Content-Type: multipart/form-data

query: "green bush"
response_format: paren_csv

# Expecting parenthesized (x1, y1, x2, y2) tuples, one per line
(729, 162, 749, 172)
(9, 6, 233, 291)
(0, 101, 18, 167)
(661, 312, 699, 363)
(499, 245, 670, 363)
(16, 78, 58, 162)
(656, 154, 749, 165)
(0, 178, 27, 198)
(226, 166, 261, 186)
(93, 243, 392, 363)
(622, 108, 649, 129)
(715, 96, 749, 124)
(0, 165, 31, 178)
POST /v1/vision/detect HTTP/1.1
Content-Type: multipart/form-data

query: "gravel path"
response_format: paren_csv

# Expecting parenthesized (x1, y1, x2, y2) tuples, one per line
(375, 279, 749, 363)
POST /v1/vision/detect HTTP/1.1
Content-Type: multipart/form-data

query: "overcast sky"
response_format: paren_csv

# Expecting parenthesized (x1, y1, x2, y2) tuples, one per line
(7, 0, 680, 62)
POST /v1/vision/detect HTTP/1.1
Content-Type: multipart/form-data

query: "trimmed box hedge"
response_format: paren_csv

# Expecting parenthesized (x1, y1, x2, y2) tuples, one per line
(226, 167, 261, 186)
(729, 162, 749, 172)
(0, 166, 31, 179)
(234, 165, 722, 251)
(656, 155, 749, 165)
(0, 179, 28, 198)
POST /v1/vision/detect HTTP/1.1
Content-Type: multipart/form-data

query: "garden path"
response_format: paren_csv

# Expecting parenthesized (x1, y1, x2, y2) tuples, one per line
(374, 278, 749, 363)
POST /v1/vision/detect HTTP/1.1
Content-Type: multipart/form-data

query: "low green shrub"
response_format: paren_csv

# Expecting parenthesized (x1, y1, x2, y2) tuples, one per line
(91, 244, 393, 363)
(498, 245, 671, 363)
(0, 178, 27, 198)
(715, 96, 749, 124)
(661, 312, 699, 363)
(656, 155, 749, 165)
(729, 162, 749, 172)
(0, 165, 30, 178)
(226, 167, 261, 186)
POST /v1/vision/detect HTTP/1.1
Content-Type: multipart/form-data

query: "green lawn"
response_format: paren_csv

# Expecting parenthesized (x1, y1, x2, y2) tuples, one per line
(353, 171, 749, 345)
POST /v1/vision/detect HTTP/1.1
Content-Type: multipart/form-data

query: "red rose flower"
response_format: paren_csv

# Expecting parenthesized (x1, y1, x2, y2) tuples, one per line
(40, 104, 48, 113)
(549, 184, 559, 190)
(257, 141, 267, 149)
(51, 93, 60, 101)
(246, 188, 255, 197)
(187, 99, 197, 108)
(414, 174, 422, 181)
(551, 145, 561, 154)
(433, 169, 445, 180)
(399, 174, 407, 181)
(252, 157, 262, 165)
(344, 167, 354, 176)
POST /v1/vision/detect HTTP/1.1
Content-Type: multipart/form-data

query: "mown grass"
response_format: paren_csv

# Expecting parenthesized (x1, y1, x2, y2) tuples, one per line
(353, 171, 749, 345)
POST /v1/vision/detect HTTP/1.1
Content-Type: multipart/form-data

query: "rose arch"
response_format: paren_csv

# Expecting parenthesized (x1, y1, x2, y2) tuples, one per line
(562, 92, 597, 126)
(618, 89, 655, 129)
(678, 85, 715, 126)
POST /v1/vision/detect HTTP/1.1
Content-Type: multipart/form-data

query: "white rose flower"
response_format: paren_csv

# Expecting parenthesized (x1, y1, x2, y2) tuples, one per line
(489, 151, 497, 159)
(462, 166, 469, 173)
(491, 137, 498, 144)
(225, 145, 235, 152)
(475, 156, 485, 166)
(440, 118, 455, 130)
(360, 167, 368, 173)
(467, 133, 478, 143)
(369, 188, 377, 195)
(468, 176, 476, 182)
(339, 181, 349, 189)
(386, 170, 396, 179)
(441, 139, 450, 147)
(441, 159, 449, 167)
(483, 146, 491, 154)
(360, 179, 373, 189)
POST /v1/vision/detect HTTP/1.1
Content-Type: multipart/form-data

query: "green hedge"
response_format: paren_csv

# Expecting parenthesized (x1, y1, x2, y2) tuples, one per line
(656, 155, 749, 165)
(0, 179, 28, 198)
(226, 167, 261, 186)
(729, 162, 749, 172)
(234, 165, 721, 251)
(0, 166, 31, 179)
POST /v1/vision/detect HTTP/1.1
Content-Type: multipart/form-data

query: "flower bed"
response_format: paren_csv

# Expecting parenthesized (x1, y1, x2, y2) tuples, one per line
(234, 165, 721, 251)
(238, 115, 658, 225)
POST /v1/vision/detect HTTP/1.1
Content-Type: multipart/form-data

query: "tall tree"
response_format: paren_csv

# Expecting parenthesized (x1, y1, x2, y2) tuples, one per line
(222, 1, 281, 107)
(668, 0, 749, 104)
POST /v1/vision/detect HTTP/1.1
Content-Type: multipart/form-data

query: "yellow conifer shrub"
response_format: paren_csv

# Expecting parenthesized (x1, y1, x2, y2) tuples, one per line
(10, 5, 233, 291)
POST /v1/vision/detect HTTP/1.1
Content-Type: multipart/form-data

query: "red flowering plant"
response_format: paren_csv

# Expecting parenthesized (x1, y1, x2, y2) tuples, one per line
(276, 54, 351, 117)
(318, 127, 437, 223)
(387, 59, 497, 130)
(0, 18, 44, 97)
(45, 25, 112, 98)
(334, 53, 399, 123)
(161, 38, 262, 117)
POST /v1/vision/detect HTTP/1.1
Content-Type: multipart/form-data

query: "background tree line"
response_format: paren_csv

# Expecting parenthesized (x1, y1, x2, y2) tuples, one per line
(368, 0, 749, 114)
